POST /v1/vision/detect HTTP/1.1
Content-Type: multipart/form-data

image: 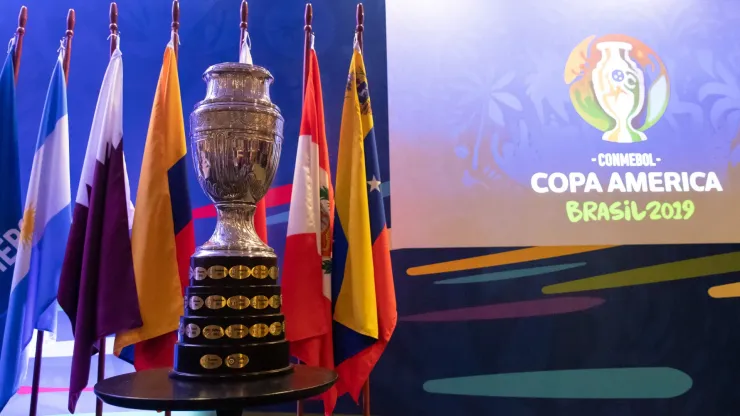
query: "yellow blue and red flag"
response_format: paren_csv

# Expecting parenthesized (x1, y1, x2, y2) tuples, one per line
(114, 41, 195, 370)
(331, 41, 397, 401)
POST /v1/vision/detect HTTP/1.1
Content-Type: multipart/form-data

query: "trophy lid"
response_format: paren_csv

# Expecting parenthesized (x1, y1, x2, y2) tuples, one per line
(197, 62, 277, 109)
(203, 62, 274, 81)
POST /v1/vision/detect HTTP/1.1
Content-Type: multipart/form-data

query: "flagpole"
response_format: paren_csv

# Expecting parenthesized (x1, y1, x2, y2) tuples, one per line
(29, 12, 75, 416)
(240, 0, 248, 58)
(294, 5, 313, 416)
(356, 5, 371, 415)
(161, 6, 179, 416)
(161, 8, 178, 416)
(109, 2, 118, 56)
(29, 332, 44, 416)
(171, 0, 180, 60)
(63, 9, 75, 85)
(302, 3, 312, 101)
(356, 3, 364, 52)
(12, 6, 27, 83)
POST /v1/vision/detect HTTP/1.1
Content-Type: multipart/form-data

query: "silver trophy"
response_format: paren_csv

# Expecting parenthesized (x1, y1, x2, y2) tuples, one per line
(172, 63, 290, 380)
(190, 63, 283, 259)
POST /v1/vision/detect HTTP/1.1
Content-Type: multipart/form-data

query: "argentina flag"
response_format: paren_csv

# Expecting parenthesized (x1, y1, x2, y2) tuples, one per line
(0, 47, 71, 410)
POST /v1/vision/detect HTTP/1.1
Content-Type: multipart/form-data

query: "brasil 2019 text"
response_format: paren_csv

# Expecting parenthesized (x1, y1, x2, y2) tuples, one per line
(565, 200, 695, 223)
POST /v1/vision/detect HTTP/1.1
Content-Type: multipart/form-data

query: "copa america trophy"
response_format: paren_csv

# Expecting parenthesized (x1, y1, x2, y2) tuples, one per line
(171, 63, 292, 379)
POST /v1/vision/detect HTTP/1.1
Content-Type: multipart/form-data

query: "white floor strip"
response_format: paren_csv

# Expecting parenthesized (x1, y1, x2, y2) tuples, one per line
(27, 332, 115, 358)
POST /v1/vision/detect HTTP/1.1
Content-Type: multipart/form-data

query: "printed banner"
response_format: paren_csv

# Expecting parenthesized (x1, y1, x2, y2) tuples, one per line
(388, 0, 740, 247)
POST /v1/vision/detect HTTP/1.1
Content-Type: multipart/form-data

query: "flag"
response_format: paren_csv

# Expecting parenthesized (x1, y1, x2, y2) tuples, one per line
(0, 47, 71, 409)
(282, 45, 337, 415)
(57, 42, 142, 412)
(113, 42, 195, 370)
(0, 40, 22, 350)
(238, 34, 268, 242)
(239, 34, 253, 65)
(331, 42, 397, 401)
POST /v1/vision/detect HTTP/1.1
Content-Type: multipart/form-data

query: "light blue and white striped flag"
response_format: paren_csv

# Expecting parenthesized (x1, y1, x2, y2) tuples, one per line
(0, 47, 71, 410)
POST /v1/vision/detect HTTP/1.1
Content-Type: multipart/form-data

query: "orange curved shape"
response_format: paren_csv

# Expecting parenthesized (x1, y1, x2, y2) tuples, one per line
(564, 35, 596, 84)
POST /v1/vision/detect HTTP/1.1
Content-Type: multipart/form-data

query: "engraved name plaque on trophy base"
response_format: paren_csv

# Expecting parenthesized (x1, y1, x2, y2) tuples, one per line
(171, 63, 291, 380)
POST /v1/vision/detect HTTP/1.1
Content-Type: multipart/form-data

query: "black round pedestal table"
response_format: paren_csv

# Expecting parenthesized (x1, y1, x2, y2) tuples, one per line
(94, 365, 337, 416)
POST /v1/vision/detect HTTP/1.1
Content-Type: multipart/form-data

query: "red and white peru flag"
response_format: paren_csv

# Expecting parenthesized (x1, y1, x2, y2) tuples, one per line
(282, 45, 337, 415)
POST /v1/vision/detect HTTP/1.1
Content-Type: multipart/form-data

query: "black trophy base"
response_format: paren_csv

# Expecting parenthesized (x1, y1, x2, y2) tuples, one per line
(178, 252, 290, 382)
(173, 337, 291, 379)
(170, 363, 294, 381)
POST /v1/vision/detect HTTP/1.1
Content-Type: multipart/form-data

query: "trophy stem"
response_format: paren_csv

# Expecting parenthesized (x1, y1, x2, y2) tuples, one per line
(197, 202, 275, 258)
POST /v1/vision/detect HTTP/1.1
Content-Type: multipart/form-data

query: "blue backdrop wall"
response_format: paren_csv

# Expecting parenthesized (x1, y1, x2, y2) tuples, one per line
(4, 1, 740, 416)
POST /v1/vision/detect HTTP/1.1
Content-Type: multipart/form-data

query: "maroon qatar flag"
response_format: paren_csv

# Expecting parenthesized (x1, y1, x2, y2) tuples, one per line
(57, 45, 142, 413)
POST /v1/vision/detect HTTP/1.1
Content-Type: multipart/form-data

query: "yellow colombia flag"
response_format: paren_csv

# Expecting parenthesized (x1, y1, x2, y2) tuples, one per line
(114, 42, 195, 370)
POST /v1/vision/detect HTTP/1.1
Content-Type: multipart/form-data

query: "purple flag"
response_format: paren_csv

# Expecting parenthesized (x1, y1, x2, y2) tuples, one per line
(58, 42, 142, 413)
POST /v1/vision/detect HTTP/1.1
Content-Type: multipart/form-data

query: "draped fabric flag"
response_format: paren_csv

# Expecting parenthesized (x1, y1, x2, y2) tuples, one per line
(0, 40, 22, 351)
(0, 48, 71, 410)
(331, 41, 397, 401)
(282, 44, 337, 415)
(113, 42, 195, 370)
(58, 42, 142, 413)
(238, 35, 268, 242)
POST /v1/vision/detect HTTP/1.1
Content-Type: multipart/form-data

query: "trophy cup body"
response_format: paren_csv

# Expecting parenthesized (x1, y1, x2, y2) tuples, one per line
(191, 63, 282, 258)
(172, 63, 291, 380)
(592, 41, 647, 143)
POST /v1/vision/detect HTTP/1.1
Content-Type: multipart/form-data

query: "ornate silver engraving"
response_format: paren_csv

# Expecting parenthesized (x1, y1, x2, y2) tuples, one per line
(190, 63, 283, 258)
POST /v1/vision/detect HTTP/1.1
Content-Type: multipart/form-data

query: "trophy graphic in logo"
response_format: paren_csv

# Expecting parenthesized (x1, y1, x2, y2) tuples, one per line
(564, 35, 670, 143)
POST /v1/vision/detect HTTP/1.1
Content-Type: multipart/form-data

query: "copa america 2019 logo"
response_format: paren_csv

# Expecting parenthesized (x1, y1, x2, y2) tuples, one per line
(564, 34, 670, 143)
